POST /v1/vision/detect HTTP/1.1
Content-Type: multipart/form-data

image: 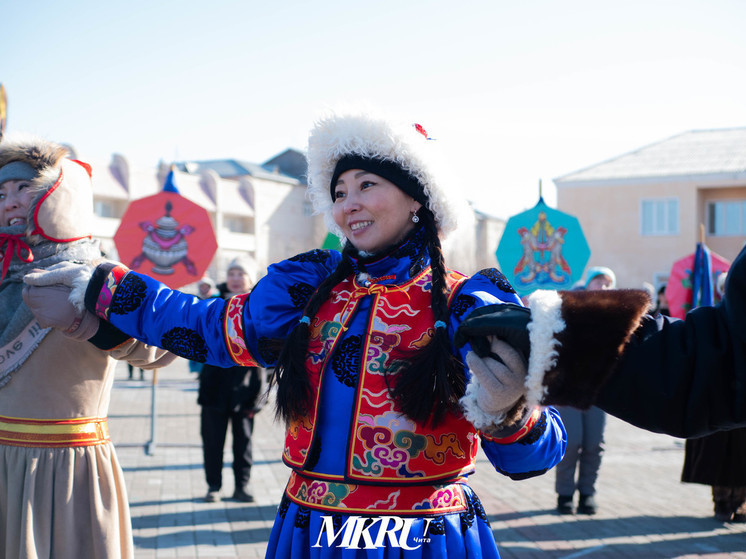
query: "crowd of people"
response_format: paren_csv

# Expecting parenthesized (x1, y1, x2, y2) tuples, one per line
(2, 108, 746, 558)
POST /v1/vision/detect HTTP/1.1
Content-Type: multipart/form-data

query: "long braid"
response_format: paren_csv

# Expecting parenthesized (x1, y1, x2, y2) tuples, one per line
(272, 245, 355, 423)
(390, 212, 465, 426)
(273, 216, 463, 427)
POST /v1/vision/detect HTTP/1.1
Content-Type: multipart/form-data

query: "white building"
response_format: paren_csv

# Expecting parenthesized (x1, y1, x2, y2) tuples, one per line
(83, 147, 505, 289)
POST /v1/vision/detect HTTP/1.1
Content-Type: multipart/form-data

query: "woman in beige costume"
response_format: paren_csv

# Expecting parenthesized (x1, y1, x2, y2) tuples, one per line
(0, 136, 174, 558)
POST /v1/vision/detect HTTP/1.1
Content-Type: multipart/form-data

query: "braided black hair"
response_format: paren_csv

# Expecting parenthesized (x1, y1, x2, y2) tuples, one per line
(272, 212, 464, 427)
(387, 210, 465, 426)
(272, 243, 356, 423)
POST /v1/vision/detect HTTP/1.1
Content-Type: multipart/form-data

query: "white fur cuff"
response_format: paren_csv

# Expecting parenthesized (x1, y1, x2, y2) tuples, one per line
(525, 290, 566, 409)
(69, 267, 94, 314)
(460, 367, 507, 430)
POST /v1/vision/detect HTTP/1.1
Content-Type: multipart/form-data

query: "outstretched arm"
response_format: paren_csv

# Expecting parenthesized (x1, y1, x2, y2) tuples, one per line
(23, 250, 343, 370)
(595, 310, 740, 438)
(597, 246, 746, 438)
(455, 242, 746, 438)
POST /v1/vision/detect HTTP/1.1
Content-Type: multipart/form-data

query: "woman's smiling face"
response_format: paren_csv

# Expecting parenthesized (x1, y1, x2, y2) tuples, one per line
(332, 169, 422, 254)
(0, 179, 35, 227)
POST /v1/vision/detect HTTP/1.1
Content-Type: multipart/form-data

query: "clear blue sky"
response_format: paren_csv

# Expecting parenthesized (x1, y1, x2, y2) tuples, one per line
(4, 0, 746, 219)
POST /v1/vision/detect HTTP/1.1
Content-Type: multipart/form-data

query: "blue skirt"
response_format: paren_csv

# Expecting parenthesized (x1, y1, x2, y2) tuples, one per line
(265, 484, 500, 559)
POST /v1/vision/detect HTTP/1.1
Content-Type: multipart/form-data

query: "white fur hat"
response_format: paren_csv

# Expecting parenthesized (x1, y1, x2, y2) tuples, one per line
(0, 133, 93, 245)
(306, 110, 460, 241)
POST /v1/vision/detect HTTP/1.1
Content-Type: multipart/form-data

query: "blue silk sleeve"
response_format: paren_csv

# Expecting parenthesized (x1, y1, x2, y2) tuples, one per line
(93, 249, 342, 368)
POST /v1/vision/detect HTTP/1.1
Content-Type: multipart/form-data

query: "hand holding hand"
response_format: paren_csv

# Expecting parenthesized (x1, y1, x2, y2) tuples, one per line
(462, 337, 528, 428)
(24, 261, 95, 313)
(22, 284, 99, 341)
(455, 303, 531, 363)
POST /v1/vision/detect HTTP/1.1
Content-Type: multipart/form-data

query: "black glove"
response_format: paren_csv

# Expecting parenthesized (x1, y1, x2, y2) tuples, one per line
(455, 303, 531, 363)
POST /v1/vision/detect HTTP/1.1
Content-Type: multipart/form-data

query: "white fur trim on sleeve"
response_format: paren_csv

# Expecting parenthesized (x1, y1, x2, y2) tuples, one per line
(525, 290, 566, 409)
(69, 267, 94, 314)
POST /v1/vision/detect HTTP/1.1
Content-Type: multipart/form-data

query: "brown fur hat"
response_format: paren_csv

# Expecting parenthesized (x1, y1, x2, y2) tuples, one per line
(0, 134, 93, 245)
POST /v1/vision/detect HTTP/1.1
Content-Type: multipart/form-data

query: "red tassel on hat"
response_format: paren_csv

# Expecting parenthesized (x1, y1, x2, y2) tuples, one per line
(414, 123, 434, 140)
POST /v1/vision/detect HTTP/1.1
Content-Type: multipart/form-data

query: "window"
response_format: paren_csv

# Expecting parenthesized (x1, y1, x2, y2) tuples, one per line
(223, 214, 249, 234)
(641, 198, 679, 236)
(707, 200, 746, 236)
(94, 200, 116, 218)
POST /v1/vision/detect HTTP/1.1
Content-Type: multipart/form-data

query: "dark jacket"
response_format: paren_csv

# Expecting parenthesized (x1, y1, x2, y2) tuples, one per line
(595, 243, 746, 439)
(198, 363, 267, 414)
(681, 427, 746, 486)
(197, 282, 268, 414)
(217, 281, 231, 300)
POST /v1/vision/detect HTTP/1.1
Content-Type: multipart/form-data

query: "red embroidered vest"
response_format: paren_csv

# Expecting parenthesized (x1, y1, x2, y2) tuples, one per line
(282, 266, 478, 485)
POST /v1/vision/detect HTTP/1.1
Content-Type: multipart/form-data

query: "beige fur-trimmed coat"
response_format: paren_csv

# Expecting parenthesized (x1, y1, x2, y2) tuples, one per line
(0, 328, 175, 559)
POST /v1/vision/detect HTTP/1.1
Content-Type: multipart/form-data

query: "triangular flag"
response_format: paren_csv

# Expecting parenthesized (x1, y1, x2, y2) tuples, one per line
(163, 169, 180, 193)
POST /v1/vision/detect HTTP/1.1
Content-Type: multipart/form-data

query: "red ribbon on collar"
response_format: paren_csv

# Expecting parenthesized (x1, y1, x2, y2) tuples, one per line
(0, 233, 33, 284)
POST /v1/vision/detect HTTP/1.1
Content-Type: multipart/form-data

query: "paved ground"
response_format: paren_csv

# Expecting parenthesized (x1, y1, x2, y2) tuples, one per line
(109, 359, 746, 558)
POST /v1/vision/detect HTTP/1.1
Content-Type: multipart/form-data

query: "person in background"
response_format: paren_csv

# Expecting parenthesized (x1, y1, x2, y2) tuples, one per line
(197, 275, 219, 299)
(189, 275, 220, 375)
(0, 135, 174, 559)
(215, 261, 250, 299)
(680, 271, 746, 522)
(198, 257, 267, 503)
(554, 266, 615, 515)
(654, 283, 670, 316)
(127, 361, 144, 380)
(23, 111, 566, 558)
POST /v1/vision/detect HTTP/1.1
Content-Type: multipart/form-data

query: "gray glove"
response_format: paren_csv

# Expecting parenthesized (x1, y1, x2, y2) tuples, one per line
(461, 337, 528, 429)
(22, 285, 99, 341)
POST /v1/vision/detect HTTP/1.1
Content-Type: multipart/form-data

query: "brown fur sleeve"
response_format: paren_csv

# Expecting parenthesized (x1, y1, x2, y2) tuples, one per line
(541, 289, 651, 409)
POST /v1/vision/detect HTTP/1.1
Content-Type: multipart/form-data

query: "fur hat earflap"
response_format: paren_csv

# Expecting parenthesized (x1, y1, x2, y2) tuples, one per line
(306, 109, 461, 242)
(0, 133, 93, 245)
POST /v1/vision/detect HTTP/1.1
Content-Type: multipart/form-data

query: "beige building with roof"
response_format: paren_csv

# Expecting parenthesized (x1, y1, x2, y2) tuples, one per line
(554, 127, 746, 290)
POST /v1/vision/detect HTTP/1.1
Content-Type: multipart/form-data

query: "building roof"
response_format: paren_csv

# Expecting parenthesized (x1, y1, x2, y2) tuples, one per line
(87, 157, 130, 200)
(158, 168, 254, 217)
(262, 148, 307, 182)
(555, 127, 746, 186)
(165, 170, 218, 213)
(175, 156, 300, 185)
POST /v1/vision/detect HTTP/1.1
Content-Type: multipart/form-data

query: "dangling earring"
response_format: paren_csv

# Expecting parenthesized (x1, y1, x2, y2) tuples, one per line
(411, 212, 420, 224)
